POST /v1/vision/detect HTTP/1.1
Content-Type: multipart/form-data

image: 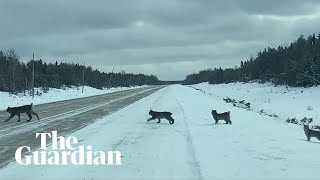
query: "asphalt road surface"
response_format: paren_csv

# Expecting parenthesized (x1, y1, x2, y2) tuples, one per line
(0, 86, 164, 169)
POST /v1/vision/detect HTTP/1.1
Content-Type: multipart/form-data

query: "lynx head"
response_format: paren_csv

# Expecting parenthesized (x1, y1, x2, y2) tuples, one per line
(6, 107, 12, 113)
(149, 110, 154, 115)
(211, 109, 217, 115)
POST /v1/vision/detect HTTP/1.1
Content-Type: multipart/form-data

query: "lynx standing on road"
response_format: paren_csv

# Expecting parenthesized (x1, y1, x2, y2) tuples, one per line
(5, 103, 40, 122)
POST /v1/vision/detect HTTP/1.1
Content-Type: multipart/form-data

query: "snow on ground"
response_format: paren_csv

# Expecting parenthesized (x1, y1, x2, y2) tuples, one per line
(191, 82, 320, 125)
(1, 85, 319, 179)
(0, 85, 146, 111)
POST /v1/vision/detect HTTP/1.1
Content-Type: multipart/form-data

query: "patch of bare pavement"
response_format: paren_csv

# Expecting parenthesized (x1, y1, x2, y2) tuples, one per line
(0, 85, 164, 169)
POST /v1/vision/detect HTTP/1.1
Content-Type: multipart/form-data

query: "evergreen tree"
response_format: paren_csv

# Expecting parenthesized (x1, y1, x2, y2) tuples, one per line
(183, 32, 320, 87)
(0, 50, 160, 93)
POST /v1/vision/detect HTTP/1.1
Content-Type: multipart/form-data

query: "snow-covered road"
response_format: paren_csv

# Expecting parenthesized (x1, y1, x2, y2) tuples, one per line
(0, 86, 163, 169)
(1, 85, 319, 179)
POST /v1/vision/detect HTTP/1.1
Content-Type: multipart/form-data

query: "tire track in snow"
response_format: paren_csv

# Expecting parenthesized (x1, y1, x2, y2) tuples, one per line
(176, 96, 203, 180)
(111, 88, 169, 150)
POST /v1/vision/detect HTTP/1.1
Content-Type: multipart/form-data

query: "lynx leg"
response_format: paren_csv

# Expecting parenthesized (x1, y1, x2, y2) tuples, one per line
(31, 111, 40, 121)
(147, 117, 156, 122)
(168, 117, 174, 124)
(26, 112, 32, 122)
(157, 118, 161, 123)
(5, 114, 14, 122)
(307, 135, 311, 141)
(17, 114, 21, 122)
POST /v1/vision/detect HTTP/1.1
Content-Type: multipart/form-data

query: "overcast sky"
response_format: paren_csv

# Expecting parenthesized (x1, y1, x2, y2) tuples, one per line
(1, 0, 320, 80)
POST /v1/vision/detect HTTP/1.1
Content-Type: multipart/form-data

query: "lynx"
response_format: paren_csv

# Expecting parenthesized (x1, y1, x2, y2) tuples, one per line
(147, 110, 174, 124)
(211, 109, 231, 124)
(304, 124, 320, 141)
(5, 103, 40, 122)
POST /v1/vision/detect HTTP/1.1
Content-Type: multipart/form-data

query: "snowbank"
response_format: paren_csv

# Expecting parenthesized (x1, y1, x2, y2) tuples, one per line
(191, 82, 320, 125)
(0, 85, 147, 111)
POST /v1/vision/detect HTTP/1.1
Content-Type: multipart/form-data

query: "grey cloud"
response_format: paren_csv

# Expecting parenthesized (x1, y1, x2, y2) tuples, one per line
(0, 0, 320, 80)
(233, 0, 320, 16)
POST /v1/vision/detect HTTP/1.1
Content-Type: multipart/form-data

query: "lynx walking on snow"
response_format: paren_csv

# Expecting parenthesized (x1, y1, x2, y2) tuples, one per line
(147, 110, 174, 124)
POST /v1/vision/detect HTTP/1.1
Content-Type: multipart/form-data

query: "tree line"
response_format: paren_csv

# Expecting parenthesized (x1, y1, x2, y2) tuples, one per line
(183, 32, 320, 87)
(0, 50, 160, 94)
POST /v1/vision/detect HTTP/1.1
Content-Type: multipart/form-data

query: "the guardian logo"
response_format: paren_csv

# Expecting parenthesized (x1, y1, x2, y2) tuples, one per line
(15, 131, 122, 166)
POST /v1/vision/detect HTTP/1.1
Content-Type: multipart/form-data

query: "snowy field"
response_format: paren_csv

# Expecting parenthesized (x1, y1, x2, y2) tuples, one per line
(191, 82, 320, 126)
(0, 86, 146, 111)
(0, 84, 319, 179)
